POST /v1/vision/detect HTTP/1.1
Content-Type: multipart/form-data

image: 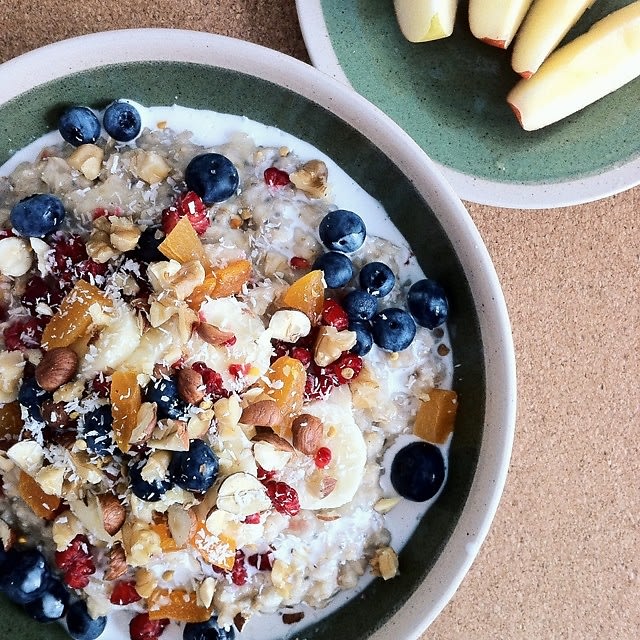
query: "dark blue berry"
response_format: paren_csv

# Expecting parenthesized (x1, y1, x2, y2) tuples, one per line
(65, 599, 107, 640)
(348, 320, 374, 356)
(390, 441, 445, 502)
(371, 308, 416, 352)
(169, 439, 219, 494)
(184, 617, 235, 640)
(102, 100, 142, 142)
(133, 226, 164, 263)
(58, 106, 101, 146)
(343, 289, 378, 321)
(146, 377, 187, 419)
(313, 251, 354, 289)
(129, 456, 172, 502)
(10, 194, 65, 238)
(24, 577, 70, 622)
(185, 153, 239, 204)
(318, 209, 366, 253)
(407, 278, 449, 329)
(0, 548, 50, 605)
(81, 405, 114, 456)
(18, 377, 52, 423)
(359, 262, 395, 298)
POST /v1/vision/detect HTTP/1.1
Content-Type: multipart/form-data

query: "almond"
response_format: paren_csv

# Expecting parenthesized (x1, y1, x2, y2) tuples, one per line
(167, 504, 197, 548)
(316, 511, 341, 522)
(291, 413, 323, 455)
(0, 518, 16, 551)
(240, 400, 282, 428)
(129, 401, 157, 444)
(251, 427, 294, 452)
(177, 367, 205, 405)
(105, 543, 128, 580)
(35, 347, 79, 391)
(320, 476, 337, 498)
(98, 494, 126, 536)
(196, 322, 235, 346)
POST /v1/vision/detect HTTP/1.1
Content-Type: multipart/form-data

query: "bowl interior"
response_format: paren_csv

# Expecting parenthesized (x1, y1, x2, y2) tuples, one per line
(0, 60, 485, 640)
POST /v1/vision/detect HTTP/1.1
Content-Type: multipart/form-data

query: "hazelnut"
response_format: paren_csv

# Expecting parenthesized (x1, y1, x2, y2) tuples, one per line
(177, 367, 205, 405)
(291, 413, 323, 455)
(240, 400, 283, 428)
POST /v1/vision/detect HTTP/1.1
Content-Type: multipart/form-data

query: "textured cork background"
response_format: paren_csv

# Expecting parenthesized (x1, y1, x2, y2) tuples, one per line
(0, 2, 638, 639)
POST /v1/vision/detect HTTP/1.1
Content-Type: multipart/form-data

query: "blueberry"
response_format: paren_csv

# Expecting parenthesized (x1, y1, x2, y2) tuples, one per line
(185, 153, 239, 204)
(103, 100, 142, 142)
(371, 308, 416, 352)
(58, 106, 101, 146)
(348, 320, 374, 356)
(81, 405, 114, 456)
(24, 577, 70, 622)
(10, 194, 65, 238)
(129, 456, 172, 502)
(65, 599, 107, 640)
(390, 441, 445, 502)
(407, 278, 449, 329)
(184, 617, 235, 640)
(0, 548, 50, 605)
(133, 226, 164, 263)
(318, 209, 366, 253)
(169, 439, 219, 494)
(312, 251, 354, 289)
(18, 377, 52, 422)
(343, 289, 378, 321)
(359, 262, 395, 298)
(146, 377, 187, 419)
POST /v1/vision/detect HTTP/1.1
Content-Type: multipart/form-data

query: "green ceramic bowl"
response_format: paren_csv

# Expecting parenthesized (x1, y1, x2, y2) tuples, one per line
(0, 30, 516, 640)
(297, 0, 640, 208)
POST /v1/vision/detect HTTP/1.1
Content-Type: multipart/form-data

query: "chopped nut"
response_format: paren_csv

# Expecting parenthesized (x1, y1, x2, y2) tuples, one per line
(148, 419, 189, 451)
(289, 159, 328, 198)
(251, 427, 294, 452)
(67, 144, 104, 180)
(187, 409, 214, 438)
(240, 400, 283, 428)
(7, 440, 45, 476)
(141, 450, 172, 482)
(0, 518, 16, 551)
(35, 465, 65, 497)
(0, 237, 33, 277)
(86, 215, 119, 263)
(252, 440, 292, 472)
(167, 504, 197, 548)
(291, 413, 323, 455)
(177, 367, 205, 405)
(373, 497, 401, 514)
(233, 613, 247, 632)
(319, 476, 337, 498)
(196, 322, 236, 346)
(35, 347, 79, 391)
(131, 149, 171, 184)
(105, 543, 128, 580)
(129, 401, 157, 444)
(197, 577, 216, 609)
(282, 612, 305, 625)
(98, 494, 126, 536)
(134, 566, 157, 598)
(0, 350, 26, 403)
(123, 520, 163, 567)
(216, 472, 272, 517)
(371, 546, 399, 580)
(109, 215, 142, 252)
(52, 511, 84, 551)
(268, 309, 311, 343)
(313, 326, 357, 367)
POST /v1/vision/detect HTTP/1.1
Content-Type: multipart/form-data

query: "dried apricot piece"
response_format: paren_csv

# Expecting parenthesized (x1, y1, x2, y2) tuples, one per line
(281, 269, 325, 324)
(187, 259, 252, 310)
(0, 402, 23, 450)
(18, 470, 61, 520)
(41, 280, 112, 350)
(158, 216, 210, 270)
(414, 388, 458, 445)
(150, 513, 179, 552)
(148, 588, 211, 623)
(189, 520, 236, 571)
(110, 370, 142, 453)
(258, 355, 306, 436)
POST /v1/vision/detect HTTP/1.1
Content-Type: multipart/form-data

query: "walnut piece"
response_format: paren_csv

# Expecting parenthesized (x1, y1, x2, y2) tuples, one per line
(67, 144, 104, 180)
(314, 326, 357, 367)
(289, 160, 328, 198)
(86, 215, 141, 263)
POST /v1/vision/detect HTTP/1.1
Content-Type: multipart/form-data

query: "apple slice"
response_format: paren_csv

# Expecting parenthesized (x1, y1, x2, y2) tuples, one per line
(507, 1, 640, 131)
(512, 0, 596, 77)
(394, 0, 458, 42)
(468, 0, 534, 49)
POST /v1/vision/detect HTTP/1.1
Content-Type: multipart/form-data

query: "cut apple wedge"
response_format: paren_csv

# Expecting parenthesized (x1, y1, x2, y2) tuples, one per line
(512, 0, 596, 77)
(507, 0, 640, 131)
(469, 0, 534, 49)
(394, 0, 458, 42)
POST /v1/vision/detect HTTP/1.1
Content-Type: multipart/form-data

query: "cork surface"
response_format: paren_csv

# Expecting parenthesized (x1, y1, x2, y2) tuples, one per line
(1, 2, 638, 639)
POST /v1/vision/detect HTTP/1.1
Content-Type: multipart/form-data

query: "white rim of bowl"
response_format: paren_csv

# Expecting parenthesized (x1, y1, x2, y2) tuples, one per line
(0, 28, 517, 637)
(295, 0, 640, 210)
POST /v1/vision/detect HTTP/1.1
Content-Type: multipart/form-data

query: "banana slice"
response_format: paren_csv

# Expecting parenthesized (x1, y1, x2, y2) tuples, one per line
(216, 472, 272, 517)
(292, 385, 367, 510)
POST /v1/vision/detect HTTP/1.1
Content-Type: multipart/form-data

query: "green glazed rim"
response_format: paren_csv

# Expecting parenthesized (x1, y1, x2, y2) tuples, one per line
(0, 30, 516, 640)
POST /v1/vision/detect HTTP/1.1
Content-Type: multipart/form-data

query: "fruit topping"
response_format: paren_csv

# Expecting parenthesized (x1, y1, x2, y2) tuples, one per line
(110, 370, 142, 453)
(23, 576, 69, 622)
(185, 153, 239, 204)
(342, 289, 378, 321)
(183, 617, 235, 640)
(264, 167, 290, 187)
(3, 316, 45, 351)
(258, 356, 306, 434)
(158, 216, 210, 268)
(264, 480, 300, 516)
(280, 269, 325, 324)
(358, 261, 395, 298)
(18, 470, 62, 521)
(318, 209, 366, 253)
(66, 599, 107, 640)
(348, 320, 374, 356)
(314, 446, 332, 469)
(55, 534, 96, 589)
(370, 308, 416, 352)
(0, 547, 50, 604)
(413, 388, 458, 445)
(81, 405, 114, 456)
(110, 580, 142, 605)
(129, 455, 173, 502)
(145, 377, 188, 420)
(148, 588, 211, 623)
(407, 278, 449, 329)
(321, 298, 349, 330)
(103, 100, 142, 142)
(390, 441, 445, 502)
(58, 106, 101, 146)
(162, 191, 209, 236)
(10, 194, 66, 238)
(130, 612, 170, 640)
(312, 251, 353, 289)
(169, 439, 219, 494)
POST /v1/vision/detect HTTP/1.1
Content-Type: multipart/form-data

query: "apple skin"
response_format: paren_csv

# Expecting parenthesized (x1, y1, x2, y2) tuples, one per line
(507, 0, 640, 131)
(468, 0, 534, 49)
(394, 0, 458, 43)
(512, 0, 596, 77)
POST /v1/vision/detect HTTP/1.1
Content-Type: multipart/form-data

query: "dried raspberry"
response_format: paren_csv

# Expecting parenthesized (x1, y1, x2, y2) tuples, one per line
(92, 208, 110, 220)
(257, 465, 276, 483)
(290, 346, 312, 368)
(265, 480, 300, 516)
(264, 167, 290, 188)
(304, 366, 339, 401)
(322, 299, 349, 331)
(231, 550, 247, 586)
(129, 612, 169, 640)
(228, 363, 250, 379)
(289, 256, 310, 270)
(0, 229, 14, 239)
(54, 534, 96, 589)
(243, 513, 261, 524)
(110, 580, 142, 605)
(90, 373, 111, 397)
(21, 276, 62, 313)
(327, 352, 363, 385)
(50, 235, 88, 282)
(247, 551, 273, 571)
(162, 191, 209, 235)
(3, 316, 46, 351)
(314, 447, 332, 469)
(271, 340, 290, 363)
(80, 258, 109, 281)
(191, 362, 229, 399)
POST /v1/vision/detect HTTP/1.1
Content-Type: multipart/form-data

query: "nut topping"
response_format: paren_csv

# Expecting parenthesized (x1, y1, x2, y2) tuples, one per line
(98, 494, 126, 536)
(35, 347, 79, 391)
(251, 427, 295, 452)
(196, 322, 236, 346)
(104, 543, 128, 580)
(240, 400, 283, 428)
(291, 414, 323, 455)
(177, 367, 205, 405)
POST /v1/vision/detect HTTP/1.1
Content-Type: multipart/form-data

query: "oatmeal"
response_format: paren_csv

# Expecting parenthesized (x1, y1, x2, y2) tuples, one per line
(0, 101, 456, 640)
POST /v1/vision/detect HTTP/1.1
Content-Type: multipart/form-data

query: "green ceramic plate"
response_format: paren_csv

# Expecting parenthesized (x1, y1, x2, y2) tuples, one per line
(0, 30, 515, 640)
(296, 0, 640, 208)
